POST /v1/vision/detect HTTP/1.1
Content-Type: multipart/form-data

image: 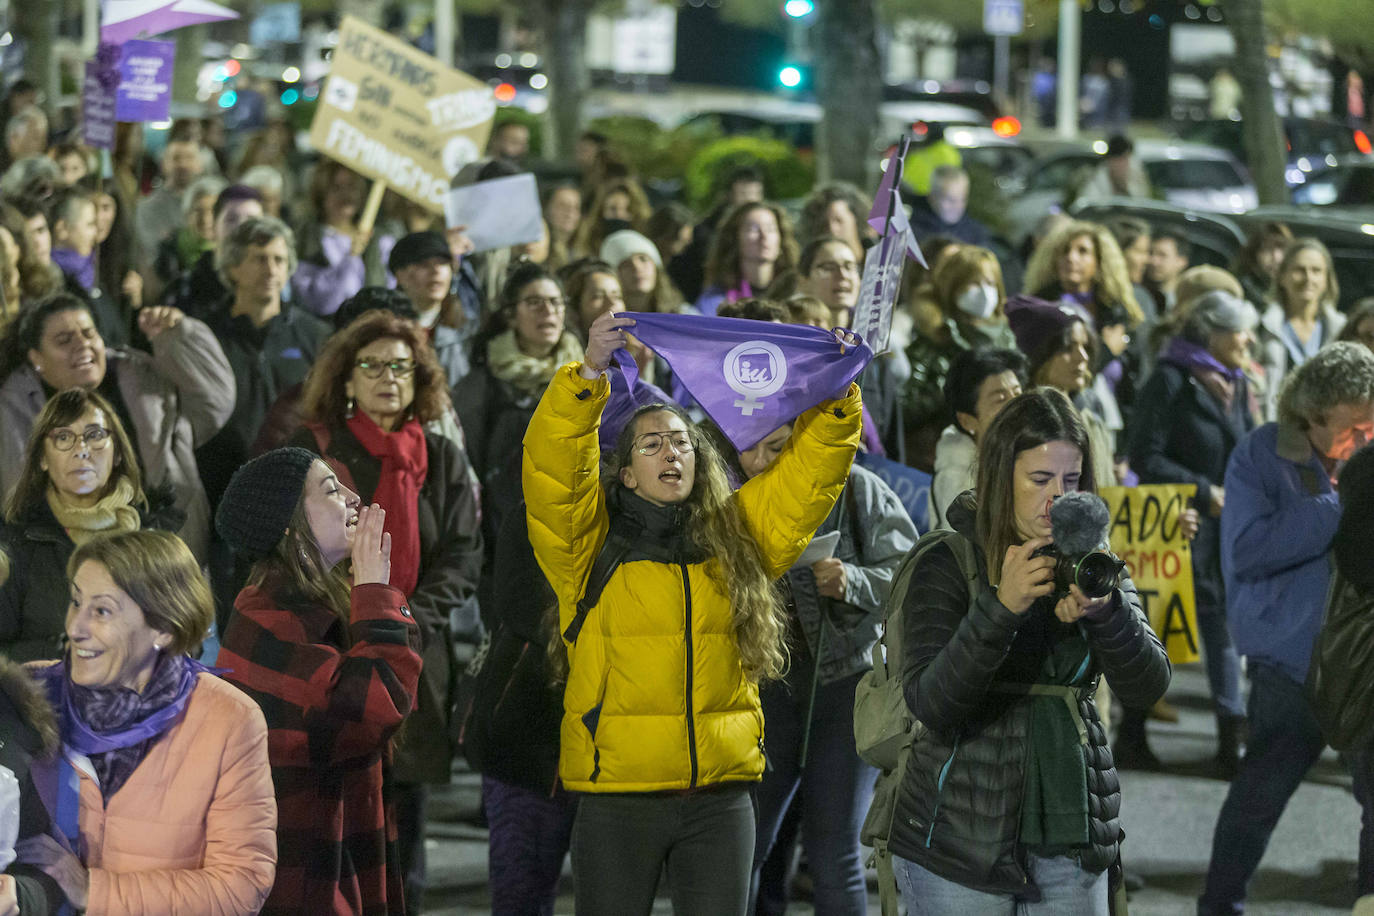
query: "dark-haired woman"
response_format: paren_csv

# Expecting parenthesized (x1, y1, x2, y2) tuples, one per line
(289, 309, 483, 914)
(1, 388, 184, 663)
(216, 448, 422, 915)
(0, 294, 233, 560)
(523, 310, 863, 914)
(453, 262, 582, 618)
(889, 388, 1170, 914)
(696, 202, 800, 317)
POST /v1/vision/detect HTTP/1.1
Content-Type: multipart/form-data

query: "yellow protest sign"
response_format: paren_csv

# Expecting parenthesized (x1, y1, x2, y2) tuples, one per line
(309, 15, 495, 212)
(1099, 484, 1199, 665)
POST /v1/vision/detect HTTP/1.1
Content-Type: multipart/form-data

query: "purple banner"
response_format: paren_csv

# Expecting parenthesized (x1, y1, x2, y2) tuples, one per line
(615, 311, 873, 451)
(115, 39, 175, 122)
(83, 58, 118, 150)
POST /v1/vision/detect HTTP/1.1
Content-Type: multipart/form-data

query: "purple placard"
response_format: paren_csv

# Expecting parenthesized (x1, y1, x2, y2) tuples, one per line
(83, 59, 117, 150)
(115, 39, 175, 122)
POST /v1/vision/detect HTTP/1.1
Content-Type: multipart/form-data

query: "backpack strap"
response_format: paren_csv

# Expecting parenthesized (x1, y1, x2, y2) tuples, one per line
(562, 533, 633, 644)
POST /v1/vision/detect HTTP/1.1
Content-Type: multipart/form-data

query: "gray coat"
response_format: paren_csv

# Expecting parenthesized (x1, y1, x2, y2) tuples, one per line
(0, 317, 235, 560)
(786, 463, 917, 684)
(1255, 301, 1345, 421)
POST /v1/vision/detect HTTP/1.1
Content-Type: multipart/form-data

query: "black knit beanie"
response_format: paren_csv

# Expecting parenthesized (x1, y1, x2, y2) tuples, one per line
(215, 447, 320, 561)
(1336, 446, 1374, 594)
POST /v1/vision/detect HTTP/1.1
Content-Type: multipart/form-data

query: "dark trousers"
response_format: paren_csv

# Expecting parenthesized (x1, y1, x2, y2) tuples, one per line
(571, 784, 755, 915)
(483, 775, 576, 916)
(1199, 661, 1374, 913)
(394, 782, 428, 916)
(750, 670, 877, 916)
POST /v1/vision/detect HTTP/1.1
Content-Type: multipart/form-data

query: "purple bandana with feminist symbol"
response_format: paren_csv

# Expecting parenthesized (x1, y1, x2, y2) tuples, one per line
(612, 311, 873, 451)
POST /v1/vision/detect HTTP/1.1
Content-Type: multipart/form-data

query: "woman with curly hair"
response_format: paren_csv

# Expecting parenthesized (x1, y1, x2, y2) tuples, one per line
(697, 201, 800, 317)
(570, 176, 652, 260)
(797, 182, 875, 254)
(523, 309, 863, 914)
(288, 309, 483, 913)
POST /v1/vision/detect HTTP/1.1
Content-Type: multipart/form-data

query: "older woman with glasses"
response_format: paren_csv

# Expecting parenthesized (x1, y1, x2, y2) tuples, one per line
(1, 388, 184, 664)
(288, 309, 482, 914)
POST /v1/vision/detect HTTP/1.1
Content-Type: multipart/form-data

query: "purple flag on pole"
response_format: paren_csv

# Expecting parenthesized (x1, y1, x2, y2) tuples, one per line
(618, 312, 873, 451)
(82, 45, 121, 150)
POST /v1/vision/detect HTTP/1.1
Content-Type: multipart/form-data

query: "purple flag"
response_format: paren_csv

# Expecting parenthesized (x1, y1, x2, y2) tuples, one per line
(617, 312, 873, 451)
(101, 0, 239, 45)
(866, 143, 926, 267)
(114, 39, 175, 122)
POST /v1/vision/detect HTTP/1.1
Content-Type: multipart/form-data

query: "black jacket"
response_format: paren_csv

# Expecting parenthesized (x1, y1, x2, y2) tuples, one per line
(0, 657, 63, 915)
(907, 195, 993, 248)
(889, 494, 1170, 896)
(199, 305, 331, 510)
(1127, 357, 1255, 617)
(289, 421, 484, 783)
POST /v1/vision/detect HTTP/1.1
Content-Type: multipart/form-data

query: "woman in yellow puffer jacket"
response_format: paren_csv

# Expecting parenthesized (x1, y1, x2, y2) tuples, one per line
(523, 310, 863, 915)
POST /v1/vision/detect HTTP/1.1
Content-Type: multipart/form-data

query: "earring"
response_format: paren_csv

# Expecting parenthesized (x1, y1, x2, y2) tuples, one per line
(346, 396, 355, 418)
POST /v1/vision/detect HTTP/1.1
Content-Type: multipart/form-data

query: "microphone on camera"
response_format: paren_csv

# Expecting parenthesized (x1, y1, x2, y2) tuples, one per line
(1049, 491, 1112, 556)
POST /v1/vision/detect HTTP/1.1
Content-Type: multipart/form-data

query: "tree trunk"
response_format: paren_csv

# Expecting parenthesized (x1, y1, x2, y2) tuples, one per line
(172, 25, 206, 105)
(541, 0, 593, 161)
(16, 0, 60, 111)
(1223, 0, 1287, 205)
(814, 0, 881, 188)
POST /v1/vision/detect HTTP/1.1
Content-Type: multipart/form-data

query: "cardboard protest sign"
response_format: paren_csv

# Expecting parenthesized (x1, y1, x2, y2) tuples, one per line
(1099, 484, 1200, 665)
(309, 16, 495, 212)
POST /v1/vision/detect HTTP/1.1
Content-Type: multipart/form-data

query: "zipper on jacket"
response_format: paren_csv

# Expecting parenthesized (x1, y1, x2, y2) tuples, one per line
(924, 737, 960, 848)
(681, 559, 699, 788)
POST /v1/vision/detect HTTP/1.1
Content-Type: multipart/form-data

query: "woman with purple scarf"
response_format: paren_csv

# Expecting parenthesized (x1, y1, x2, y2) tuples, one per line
(14, 529, 277, 915)
(1124, 291, 1260, 773)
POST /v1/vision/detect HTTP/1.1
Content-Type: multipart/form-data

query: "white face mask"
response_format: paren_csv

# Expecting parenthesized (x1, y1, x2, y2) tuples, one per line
(956, 283, 1000, 320)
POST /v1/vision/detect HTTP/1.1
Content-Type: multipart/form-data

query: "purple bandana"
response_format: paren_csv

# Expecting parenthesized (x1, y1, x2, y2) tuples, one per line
(52, 247, 96, 291)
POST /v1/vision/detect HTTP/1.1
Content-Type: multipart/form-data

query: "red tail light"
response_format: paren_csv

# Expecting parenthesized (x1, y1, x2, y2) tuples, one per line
(992, 116, 1021, 137)
(493, 82, 517, 103)
(1355, 129, 1373, 155)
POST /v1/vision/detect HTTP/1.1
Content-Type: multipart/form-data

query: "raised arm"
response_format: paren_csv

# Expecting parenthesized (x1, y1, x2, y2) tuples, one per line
(522, 364, 611, 637)
(143, 311, 236, 446)
(736, 384, 863, 578)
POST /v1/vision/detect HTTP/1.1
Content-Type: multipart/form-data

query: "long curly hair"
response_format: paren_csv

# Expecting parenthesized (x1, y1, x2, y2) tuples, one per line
(1023, 220, 1143, 326)
(299, 310, 451, 425)
(570, 177, 652, 258)
(607, 403, 788, 681)
(704, 201, 800, 291)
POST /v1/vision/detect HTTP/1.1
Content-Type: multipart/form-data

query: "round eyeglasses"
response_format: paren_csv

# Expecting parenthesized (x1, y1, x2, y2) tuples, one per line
(635, 432, 694, 457)
(354, 359, 416, 380)
(47, 426, 112, 451)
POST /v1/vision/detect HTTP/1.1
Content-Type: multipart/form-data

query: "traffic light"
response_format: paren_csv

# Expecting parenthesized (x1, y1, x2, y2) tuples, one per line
(783, 0, 814, 16)
(778, 65, 804, 88)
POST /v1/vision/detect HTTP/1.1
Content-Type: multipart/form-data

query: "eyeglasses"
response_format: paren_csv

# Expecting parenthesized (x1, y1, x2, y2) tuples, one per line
(518, 295, 566, 312)
(812, 261, 860, 277)
(47, 426, 111, 451)
(354, 359, 416, 379)
(635, 432, 694, 457)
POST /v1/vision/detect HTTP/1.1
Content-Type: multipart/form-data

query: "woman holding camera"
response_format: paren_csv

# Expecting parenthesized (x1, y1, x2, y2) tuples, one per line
(888, 388, 1170, 914)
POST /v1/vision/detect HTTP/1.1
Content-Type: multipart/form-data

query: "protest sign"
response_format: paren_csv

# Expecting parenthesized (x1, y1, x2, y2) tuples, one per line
(855, 451, 931, 533)
(309, 15, 495, 212)
(1099, 484, 1200, 665)
(445, 173, 543, 253)
(115, 39, 175, 123)
(83, 54, 118, 150)
(854, 139, 924, 354)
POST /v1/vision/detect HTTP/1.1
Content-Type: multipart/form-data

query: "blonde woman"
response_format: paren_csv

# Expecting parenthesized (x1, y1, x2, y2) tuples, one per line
(523, 310, 862, 914)
(1254, 238, 1345, 420)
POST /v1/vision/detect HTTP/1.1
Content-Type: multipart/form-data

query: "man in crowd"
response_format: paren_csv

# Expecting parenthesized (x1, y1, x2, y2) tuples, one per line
(487, 121, 530, 165)
(196, 216, 329, 511)
(169, 184, 264, 321)
(1145, 230, 1192, 315)
(389, 230, 474, 387)
(909, 165, 992, 247)
(1200, 342, 1374, 915)
(1073, 134, 1152, 206)
(4, 107, 46, 167)
(135, 133, 207, 268)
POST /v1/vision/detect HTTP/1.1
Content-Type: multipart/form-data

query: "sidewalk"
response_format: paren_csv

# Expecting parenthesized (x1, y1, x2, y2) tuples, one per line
(421, 664, 1363, 914)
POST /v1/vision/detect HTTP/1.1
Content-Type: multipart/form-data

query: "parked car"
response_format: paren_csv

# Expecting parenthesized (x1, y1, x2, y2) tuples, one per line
(1178, 117, 1374, 186)
(1289, 157, 1374, 208)
(1236, 207, 1374, 307)
(1070, 199, 1247, 271)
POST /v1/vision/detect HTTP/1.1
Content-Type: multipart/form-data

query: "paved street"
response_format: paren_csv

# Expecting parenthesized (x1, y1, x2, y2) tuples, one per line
(421, 664, 1363, 914)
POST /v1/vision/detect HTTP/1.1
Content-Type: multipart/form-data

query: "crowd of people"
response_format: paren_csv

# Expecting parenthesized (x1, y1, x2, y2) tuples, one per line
(0, 79, 1371, 916)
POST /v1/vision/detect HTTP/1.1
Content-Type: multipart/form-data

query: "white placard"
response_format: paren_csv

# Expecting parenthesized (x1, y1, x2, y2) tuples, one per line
(794, 530, 841, 570)
(443, 172, 544, 254)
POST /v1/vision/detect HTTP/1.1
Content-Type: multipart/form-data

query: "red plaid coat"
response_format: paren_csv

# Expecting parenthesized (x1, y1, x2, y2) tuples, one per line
(219, 579, 422, 916)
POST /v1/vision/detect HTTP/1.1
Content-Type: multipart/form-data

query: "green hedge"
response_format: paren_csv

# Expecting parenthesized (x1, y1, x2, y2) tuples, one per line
(683, 134, 815, 208)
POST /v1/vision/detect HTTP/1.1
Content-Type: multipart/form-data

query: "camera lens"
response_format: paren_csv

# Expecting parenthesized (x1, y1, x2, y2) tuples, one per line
(1072, 552, 1125, 599)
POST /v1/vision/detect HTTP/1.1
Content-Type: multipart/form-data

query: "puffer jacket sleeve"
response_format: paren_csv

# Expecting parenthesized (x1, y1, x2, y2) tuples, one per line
(147, 316, 235, 446)
(1080, 577, 1171, 709)
(902, 541, 1027, 737)
(86, 689, 277, 916)
(736, 384, 863, 578)
(522, 364, 612, 634)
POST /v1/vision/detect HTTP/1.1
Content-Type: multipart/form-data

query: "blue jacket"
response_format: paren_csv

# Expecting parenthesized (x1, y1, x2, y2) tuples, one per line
(1220, 421, 1341, 682)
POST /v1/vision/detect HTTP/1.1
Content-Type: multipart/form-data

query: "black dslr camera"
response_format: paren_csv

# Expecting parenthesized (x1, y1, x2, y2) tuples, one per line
(1030, 543, 1126, 600)
(1033, 491, 1127, 600)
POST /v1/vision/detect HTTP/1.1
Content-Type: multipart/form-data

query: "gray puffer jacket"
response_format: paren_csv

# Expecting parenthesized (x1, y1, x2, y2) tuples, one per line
(786, 464, 917, 684)
(889, 493, 1170, 898)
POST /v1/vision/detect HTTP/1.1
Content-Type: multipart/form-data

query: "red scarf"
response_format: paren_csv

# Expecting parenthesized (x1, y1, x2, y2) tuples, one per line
(346, 412, 429, 596)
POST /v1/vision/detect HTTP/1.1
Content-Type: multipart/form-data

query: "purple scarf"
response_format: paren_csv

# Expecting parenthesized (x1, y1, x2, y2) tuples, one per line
(1161, 337, 1245, 381)
(52, 247, 96, 291)
(37, 653, 210, 799)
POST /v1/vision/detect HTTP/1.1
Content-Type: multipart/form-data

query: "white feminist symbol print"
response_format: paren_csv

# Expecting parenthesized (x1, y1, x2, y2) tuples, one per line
(724, 341, 788, 416)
